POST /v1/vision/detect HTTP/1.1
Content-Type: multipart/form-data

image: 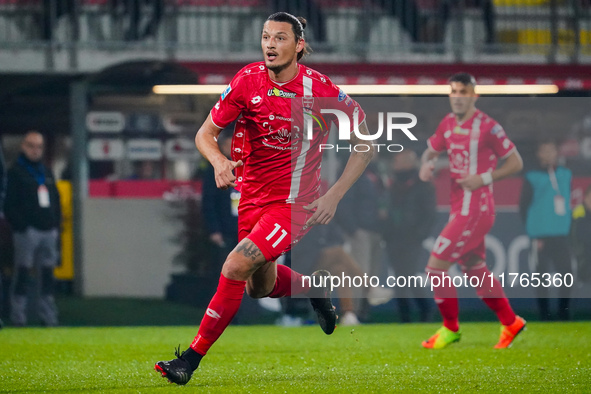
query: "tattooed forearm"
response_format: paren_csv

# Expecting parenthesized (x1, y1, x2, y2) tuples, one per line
(350, 122, 376, 165)
(235, 239, 263, 262)
(352, 146, 374, 165)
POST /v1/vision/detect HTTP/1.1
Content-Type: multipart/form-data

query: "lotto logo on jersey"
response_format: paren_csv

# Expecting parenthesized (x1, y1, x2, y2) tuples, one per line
(268, 87, 296, 98)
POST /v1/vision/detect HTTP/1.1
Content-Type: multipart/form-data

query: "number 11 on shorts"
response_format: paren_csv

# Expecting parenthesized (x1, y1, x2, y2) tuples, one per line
(266, 223, 288, 248)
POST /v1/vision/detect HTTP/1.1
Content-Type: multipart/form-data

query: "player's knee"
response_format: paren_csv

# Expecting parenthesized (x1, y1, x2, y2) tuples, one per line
(221, 252, 257, 280)
(245, 283, 271, 299)
(426, 255, 453, 272)
(462, 256, 484, 271)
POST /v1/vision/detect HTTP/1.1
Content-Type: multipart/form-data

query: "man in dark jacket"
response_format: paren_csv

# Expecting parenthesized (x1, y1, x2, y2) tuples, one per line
(0, 142, 5, 328)
(0, 141, 5, 215)
(384, 150, 436, 322)
(337, 159, 387, 320)
(201, 135, 239, 266)
(5, 131, 61, 327)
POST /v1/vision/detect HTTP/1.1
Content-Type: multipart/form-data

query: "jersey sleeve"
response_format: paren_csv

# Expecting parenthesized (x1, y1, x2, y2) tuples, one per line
(336, 87, 366, 125)
(326, 84, 366, 133)
(486, 122, 515, 159)
(427, 118, 447, 152)
(210, 72, 247, 129)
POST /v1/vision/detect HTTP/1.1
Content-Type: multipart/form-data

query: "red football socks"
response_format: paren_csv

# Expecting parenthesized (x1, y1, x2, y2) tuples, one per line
(465, 263, 516, 326)
(190, 274, 246, 356)
(266, 264, 309, 298)
(427, 267, 459, 332)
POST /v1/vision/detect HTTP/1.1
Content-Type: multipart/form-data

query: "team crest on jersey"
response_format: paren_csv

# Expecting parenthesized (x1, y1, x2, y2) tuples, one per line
(450, 151, 469, 174)
(221, 85, 232, 100)
(268, 87, 296, 98)
(453, 126, 469, 135)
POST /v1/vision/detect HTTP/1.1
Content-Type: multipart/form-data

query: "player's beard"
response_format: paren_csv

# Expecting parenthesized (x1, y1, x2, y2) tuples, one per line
(266, 54, 296, 75)
(453, 109, 466, 119)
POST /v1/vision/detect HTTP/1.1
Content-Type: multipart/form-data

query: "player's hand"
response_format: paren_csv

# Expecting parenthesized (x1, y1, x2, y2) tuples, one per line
(304, 194, 339, 226)
(456, 174, 484, 191)
(213, 159, 243, 190)
(419, 161, 435, 181)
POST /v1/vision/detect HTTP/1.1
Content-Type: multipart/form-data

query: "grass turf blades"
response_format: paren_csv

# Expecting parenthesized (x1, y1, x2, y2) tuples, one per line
(1, 322, 590, 393)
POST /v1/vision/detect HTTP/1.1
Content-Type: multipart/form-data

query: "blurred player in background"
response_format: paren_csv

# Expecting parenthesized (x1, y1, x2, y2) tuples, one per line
(383, 150, 436, 323)
(419, 73, 526, 349)
(155, 12, 374, 385)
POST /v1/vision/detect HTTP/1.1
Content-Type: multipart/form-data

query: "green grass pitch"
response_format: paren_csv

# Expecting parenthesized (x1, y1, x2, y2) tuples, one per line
(1, 322, 590, 393)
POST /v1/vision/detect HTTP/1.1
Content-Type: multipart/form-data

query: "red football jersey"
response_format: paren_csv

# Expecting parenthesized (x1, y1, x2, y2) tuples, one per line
(428, 109, 515, 216)
(210, 62, 365, 205)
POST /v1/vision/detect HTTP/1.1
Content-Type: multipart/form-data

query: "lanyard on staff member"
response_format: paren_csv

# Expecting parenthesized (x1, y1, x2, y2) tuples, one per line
(18, 156, 50, 208)
(548, 167, 566, 216)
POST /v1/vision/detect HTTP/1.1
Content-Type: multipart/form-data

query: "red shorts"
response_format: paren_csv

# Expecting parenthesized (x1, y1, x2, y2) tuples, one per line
(431, 210, 495, 266)
(238, 202, 313, 262)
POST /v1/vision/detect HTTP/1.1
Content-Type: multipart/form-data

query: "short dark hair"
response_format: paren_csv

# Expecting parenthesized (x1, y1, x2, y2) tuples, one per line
(266, 12, 310, 61)
(537, 138, 557, 149)
(448, 73, 477, 87)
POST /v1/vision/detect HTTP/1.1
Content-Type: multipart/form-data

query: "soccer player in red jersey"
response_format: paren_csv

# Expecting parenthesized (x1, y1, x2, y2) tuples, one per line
(419, 73, 526, 349)
(155, 12, 373, 385)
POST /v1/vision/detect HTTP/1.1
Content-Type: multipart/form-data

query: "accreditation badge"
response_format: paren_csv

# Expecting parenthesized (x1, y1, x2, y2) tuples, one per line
(554, 195, 566, 216)
(38, 185, 50, 208)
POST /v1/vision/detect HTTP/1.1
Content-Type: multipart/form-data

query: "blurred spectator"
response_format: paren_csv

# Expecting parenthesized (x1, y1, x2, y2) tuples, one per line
(110, 0, 164, 41)
(41, 0, 75, 41)
(572, 185, 591, 283)
(383, 150, 436, 322)
(438, 0, 496, 45)
(5, 131, 61, 327)
(338, 159, 387, 320)
(0, 142, 5, 329)
(520, 140, 573, 321)
(129, 160, 158, 180)
(291, 220, 365, 326)
(375, 0, 422, 42)
(200, 135, 239, 266)
(269, 0, 327, 44)
(0, 141, 5, 216)
(359, 0, 495, 48)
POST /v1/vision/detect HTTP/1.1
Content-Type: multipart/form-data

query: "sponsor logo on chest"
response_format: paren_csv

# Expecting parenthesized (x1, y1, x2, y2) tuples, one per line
(453, 126, 469, 135)
(268, 87, 297, 98)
